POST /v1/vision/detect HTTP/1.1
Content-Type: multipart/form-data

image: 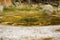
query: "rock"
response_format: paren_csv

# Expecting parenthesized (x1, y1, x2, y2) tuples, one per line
(42, 4, 55, 14)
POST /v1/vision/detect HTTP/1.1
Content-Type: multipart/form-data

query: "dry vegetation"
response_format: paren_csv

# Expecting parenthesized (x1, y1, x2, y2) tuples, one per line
(0, 4, 60, 26)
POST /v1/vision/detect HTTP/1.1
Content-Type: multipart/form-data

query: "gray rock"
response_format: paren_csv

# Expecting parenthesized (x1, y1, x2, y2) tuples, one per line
(42, 4, 55, 14)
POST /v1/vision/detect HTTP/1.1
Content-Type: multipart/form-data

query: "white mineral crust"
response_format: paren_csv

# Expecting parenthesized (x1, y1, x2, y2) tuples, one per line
(0, 25, 60, 40)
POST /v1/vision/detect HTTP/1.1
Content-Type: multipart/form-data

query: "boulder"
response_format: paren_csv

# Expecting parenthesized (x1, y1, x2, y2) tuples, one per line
(42, 4, 55, 14)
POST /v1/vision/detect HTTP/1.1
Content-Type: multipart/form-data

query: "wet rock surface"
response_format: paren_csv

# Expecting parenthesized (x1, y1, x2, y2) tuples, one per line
(0, 25, 60, 40)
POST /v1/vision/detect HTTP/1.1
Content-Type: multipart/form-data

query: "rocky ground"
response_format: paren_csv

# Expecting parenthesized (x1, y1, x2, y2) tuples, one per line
(0, 25, 60, 40)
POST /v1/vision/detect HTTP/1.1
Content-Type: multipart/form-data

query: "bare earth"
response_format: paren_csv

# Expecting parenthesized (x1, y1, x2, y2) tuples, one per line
(0, 25, 60, 40)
